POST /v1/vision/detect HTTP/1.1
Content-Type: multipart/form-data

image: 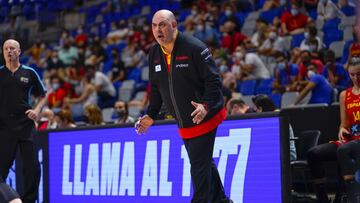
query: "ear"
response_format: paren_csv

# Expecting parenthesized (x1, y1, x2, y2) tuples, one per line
(172, 20, 177, 28)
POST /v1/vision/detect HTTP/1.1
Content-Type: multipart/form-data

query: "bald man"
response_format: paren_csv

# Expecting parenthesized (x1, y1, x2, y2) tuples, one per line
(135, 10, 232, 203)
(0, 39, 47, 203)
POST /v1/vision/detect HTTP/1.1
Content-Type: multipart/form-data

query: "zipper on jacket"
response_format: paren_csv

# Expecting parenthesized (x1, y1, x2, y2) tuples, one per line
(164, 52, 184, 128)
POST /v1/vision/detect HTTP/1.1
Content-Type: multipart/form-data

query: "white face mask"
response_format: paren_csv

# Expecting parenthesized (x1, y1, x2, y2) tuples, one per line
(269, 32, 277, 40)
(307, 70, 316, 78)
(225, 10, 232, 16)
(196, 25, 204, 31)
(291, 8, 299, 16)
(277, 62, 286, 70)
(52, 83, 60, 91)
(304, 32, 310, 39)
(234, 52, 243, 60)
(309, 45, 317, 52)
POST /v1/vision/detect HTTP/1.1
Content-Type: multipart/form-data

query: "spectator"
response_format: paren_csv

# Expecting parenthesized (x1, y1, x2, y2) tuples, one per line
(338, 0, 355, 16)
(235, 45, 271, 80)
(58, 39, 78, 67)
(272, 52, 299, 93)
(322, 50, 350, 93)
(293, 63, 333, 105)
(193, 19, 220, 45)
(250, 19, 269, 48)
(87, 65, 116, 108)
(106, 20, 129, 44)
(109, 49, 126, 83)
(54, 109, 76, 128)
(74, 26, 88, 47)
(88, 35, 105, 66)
(281, 2, 311, 35)
(64, 70, 98, 118)
(47, 75, 68, 109)
(297, 50, 324, 81)
(84, 104, 104, 125)
(45, 50, 64, 76)
(114, 100, 135, 124)
(37, 108, 57, 130)
(317, 0, 345, 21)
(300, 24, 323, 51)
(344, 25, 360, 68)
(220, 20, 247, 53)
(228, 98, 252, 115)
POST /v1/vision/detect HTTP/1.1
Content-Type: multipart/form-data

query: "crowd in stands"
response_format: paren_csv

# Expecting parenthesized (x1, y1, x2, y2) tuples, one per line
(12, 0, 356, 130)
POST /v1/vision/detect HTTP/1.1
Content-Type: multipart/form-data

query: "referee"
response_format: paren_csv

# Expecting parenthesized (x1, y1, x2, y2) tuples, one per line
(0, 39, 47, 203)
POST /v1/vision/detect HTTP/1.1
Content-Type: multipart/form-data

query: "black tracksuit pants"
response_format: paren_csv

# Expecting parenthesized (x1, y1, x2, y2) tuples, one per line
(0, 121, 40, 203)
(183, 128, 227, 203)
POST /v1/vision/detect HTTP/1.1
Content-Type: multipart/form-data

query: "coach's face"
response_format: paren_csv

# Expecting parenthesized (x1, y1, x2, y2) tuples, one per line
(152, 12, 177, 47)
(3, 39, 20, 64)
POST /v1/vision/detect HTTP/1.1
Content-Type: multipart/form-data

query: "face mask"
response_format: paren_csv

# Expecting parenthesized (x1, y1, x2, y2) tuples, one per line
(304, 32, 310, 39)
(307, 70, 316, 78)
(52, 83, 60, 91)
(269, 32, 277, 40)
(291, 8, 299, 16)
(225, 10, 232, 17)
(116, 109, 126, 118)
(309, 45, 317, 52)
(196, 25, 204, 31)
(219, 65, 228, 73)
(277, 62, 286, 70)
(191, 10, 197, 16)
(235, 52, 243, 60)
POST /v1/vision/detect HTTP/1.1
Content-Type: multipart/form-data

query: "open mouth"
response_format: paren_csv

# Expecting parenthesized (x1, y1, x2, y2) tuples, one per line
(157, 34, 164, 39)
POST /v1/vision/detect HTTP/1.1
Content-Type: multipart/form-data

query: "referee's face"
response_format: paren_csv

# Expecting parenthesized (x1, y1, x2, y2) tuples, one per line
(3, 39, 20, 64)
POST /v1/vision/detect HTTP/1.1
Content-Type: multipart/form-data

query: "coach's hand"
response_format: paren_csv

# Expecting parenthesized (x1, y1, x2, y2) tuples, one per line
(25, 109, 39, 121)
(191, 101, 208, 124)
(135, 115, 154, 135)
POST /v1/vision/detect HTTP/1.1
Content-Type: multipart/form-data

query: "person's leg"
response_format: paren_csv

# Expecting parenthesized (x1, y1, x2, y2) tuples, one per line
(307, 143, 338, 203)
(183, 128, 220, 203)
(18, 125, 40, 203)
(337, 140, 360, 203)
(0, 130, 18, 182)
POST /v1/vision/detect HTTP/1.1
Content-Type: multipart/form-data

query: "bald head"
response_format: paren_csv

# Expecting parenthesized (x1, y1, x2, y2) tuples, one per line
(3, 39, 20, 50)
(152, 9, 178, 48)
(3, 39, 21, 68)
(152, 9, 176, 23)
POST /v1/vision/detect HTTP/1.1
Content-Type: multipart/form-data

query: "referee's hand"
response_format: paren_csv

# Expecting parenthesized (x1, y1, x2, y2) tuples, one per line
(25, 109, 39, 121)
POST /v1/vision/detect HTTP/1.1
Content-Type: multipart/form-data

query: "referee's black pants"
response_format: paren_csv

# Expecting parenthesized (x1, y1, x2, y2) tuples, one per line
(183, 127, 228, 203)
(0, 122, 40, 203)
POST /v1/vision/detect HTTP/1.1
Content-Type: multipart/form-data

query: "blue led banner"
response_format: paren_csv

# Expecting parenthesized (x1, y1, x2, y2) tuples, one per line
(48, 117, 282, 203)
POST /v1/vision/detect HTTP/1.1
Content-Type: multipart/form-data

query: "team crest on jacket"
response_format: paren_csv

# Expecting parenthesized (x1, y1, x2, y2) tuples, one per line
(155, 65, 161, 72)
(20, 77, 29, 83)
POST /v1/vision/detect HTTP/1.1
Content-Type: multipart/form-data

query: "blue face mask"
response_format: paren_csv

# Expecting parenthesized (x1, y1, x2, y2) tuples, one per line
(277, 62, 286, 70)
(291, 8, 299, 16)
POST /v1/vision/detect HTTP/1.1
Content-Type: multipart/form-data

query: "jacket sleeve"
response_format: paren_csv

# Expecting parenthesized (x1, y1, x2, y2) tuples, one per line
(146, 50, 163, 120)
(193, 44, 224, 113)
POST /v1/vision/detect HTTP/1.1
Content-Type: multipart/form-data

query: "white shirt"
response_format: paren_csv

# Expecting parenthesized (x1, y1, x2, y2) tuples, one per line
(317, 0, 344, 20)
(244, 53, 271, 79)
(93, 71, 116, 97)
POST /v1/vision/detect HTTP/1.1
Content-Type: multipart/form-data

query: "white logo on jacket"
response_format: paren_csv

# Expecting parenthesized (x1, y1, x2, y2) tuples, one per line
(155, 65, 161, 72)
(20, 77, 29, 83)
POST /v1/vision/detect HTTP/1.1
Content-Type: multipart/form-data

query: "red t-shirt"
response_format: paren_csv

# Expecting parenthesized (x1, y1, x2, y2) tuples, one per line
(47, 87, 67, 108)
(281, 11, 308, 32)
(221, 32, 247, 53)
(298, 59, 324, 80)
(350, 42, 360, 58)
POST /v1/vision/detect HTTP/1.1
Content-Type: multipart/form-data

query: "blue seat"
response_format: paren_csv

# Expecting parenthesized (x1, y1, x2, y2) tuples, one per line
(323, 18, 340, 31)
(259, 7, 283, 24)
(291, 33, 305, 48)
(269, 93, 281, 108)
(126, 68, 141, 83)
(239, 80, 257, 96)
(255, 78, 274, 94)
(341, 6, 355, 16)
(323, 29, 343, 47)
